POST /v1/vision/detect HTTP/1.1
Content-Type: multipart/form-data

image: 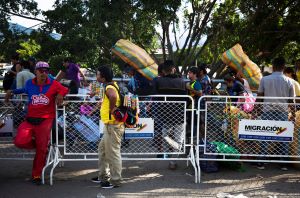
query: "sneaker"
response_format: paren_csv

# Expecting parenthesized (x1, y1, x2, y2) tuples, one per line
(32, 176, 42, 185)
(101, 181, 119, 189)
(91, 176, 101, 183)
(256, 163, 265, 170)
(280, 167, 288, 171)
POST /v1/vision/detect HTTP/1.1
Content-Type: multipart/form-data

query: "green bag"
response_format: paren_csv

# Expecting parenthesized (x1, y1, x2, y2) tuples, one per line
(211, 141, 242, 170)
(211, 141, 240, 158)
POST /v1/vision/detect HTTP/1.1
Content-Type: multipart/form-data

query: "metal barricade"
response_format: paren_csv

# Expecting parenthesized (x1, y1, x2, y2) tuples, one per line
(0, 94, 35, 159)
(196, 95, 300, 183)
(45, 95, 197, 185)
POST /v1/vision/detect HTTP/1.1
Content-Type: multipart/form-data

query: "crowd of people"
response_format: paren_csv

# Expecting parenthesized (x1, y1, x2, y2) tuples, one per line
(2, 52, 300, 187)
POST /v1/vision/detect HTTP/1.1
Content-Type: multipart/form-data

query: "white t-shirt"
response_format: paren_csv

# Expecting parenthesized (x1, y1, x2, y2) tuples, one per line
(258, 71, 295, 112)
(16, 69, 35, 89)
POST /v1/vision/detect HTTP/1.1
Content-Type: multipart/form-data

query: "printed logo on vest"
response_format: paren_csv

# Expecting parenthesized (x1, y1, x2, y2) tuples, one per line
(31, 94, 49, 105)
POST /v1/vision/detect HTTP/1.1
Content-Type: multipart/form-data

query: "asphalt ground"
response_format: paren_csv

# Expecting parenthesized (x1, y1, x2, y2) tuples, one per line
(1, 160, 300, 198)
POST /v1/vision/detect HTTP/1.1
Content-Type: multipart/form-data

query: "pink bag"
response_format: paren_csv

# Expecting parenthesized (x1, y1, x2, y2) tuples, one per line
(238, 93, 256, 113)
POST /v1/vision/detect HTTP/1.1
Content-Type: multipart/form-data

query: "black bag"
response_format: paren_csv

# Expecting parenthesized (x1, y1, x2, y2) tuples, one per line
(199, 142, 219, 173)
(26, 117, 46, 125)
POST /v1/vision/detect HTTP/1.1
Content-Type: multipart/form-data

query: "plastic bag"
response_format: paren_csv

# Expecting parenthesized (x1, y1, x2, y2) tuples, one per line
(238, 93, 255, 113)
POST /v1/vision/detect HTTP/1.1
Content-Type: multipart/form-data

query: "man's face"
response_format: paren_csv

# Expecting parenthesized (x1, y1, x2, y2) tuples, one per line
(35, 68, 49, 81)
(188, 71, 196, 80)
(96, 71, 105, 83)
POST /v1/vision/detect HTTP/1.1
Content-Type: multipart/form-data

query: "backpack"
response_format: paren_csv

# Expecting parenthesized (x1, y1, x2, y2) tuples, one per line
(107, 82, 139, 127)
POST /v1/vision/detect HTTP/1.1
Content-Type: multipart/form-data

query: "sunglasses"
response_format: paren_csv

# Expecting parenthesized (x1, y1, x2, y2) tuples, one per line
(37, 68, 50, 74)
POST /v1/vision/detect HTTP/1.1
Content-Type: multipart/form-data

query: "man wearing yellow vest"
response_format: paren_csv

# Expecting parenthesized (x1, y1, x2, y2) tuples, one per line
(91, 65, 125, 188)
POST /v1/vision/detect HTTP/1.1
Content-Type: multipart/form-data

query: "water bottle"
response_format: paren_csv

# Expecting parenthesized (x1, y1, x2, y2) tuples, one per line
(135, 95, 139, 113)
(99, 83, 104, 99)
(127, 93, 132, 108)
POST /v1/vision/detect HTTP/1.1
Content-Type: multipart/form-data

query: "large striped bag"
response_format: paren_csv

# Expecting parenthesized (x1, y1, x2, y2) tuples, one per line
(221, 44, 262, 90)
(111, 39, 158, 80)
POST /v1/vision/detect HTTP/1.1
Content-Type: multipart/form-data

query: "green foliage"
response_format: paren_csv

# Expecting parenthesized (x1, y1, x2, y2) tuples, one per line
(48, 54, 65, 76)
(278, 41, 300, 64)
(1, 0, 299, 79)
(16, 39, 41, 59)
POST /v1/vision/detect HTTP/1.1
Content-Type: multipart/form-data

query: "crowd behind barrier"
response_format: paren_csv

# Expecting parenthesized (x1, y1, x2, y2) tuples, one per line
(45, 94, 196, 185)
(2, 92, 300, 184)
(196, 95, 300, 183)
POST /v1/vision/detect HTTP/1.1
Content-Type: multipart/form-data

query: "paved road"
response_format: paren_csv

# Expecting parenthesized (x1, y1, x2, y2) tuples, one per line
(0, 160, 300, 198)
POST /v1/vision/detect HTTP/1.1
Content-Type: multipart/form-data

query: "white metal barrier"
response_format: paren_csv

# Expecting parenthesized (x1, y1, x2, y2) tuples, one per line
(0, 95, 35, 160)
(196, 95, 300, 183)
(43, 95, 197, 185)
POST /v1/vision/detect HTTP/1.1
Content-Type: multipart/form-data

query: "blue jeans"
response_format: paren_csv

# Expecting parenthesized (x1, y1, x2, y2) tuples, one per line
(259, 111, 289, 156)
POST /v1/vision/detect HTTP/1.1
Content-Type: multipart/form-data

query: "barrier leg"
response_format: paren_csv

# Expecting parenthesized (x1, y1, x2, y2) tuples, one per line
(186, 146, 198, 183)
(196, 146, 201, 183)
(42, 145, 55, 184)
(49, 145, 61, 185)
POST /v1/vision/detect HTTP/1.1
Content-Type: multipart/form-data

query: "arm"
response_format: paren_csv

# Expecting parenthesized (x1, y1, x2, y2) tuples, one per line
(5, 88, 26, 102)
(55, 70, 66, 82)
(79, 69, 88, 86)
(54, 80, 69, 106)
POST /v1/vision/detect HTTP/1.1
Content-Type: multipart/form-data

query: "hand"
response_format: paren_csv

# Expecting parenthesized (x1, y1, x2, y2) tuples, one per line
(56, 94, 64, 106)
(110, 107, 117, 114)
(5, 90, 12, 103)
(83, 81, 89, 87)
(89, 92, 96, 98)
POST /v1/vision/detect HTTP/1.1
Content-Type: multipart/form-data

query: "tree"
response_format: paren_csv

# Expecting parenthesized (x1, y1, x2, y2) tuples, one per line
(0, 0, 39, 61)
(16, 38, 41, 59)
(42, 0, 160, 72)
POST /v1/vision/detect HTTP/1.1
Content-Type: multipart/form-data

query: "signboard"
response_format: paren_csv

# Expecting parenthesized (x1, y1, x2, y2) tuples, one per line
(124, 118, 154, 139)
(100, 118, 154, 139)
(238, 119, 294, 142)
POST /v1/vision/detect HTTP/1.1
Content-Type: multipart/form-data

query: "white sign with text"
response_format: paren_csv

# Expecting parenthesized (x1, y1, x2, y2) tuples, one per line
(238, 119, 294, 142)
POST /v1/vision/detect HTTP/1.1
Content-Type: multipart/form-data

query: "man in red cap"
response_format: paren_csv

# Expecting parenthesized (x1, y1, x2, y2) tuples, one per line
(5, 61, 68, 185)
